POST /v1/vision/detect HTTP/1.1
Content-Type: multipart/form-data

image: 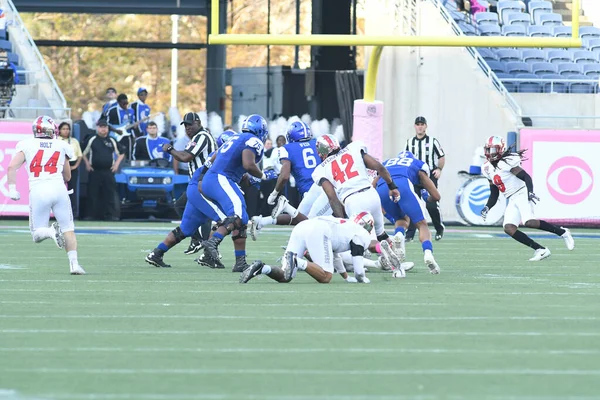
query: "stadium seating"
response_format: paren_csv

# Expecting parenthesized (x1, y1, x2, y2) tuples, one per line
(444, 0, 599, 94)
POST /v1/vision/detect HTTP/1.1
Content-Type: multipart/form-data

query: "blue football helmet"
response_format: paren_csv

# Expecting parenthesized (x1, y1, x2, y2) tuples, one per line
(397, 150, 416, 159)
(286, 121, 312, 143)
(217, 129, 236, 148)
(241, 114, 268, 143)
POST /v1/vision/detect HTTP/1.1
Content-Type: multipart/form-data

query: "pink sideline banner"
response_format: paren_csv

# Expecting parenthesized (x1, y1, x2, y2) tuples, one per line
(520, 129, 600, 225)
(0, 121, 32, 217)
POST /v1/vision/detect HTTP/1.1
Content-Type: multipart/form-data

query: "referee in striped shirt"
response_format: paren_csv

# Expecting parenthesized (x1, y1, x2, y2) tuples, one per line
(162, 112, 217, 254)
(405, 116, 446, 241)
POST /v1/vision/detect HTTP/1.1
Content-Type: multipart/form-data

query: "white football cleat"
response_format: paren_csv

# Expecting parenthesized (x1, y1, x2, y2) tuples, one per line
(51, 222, 65, 249)
(380, 240, 404, 273)
(248, 216, 262, 241)
(378, 255, 393, 271)
(424, 249, 440, 274)
(401, 261, 415, 271)
(529, 248, 551, 261)
(70, 263, 86, 275)
(271, 196, 289, 219)
(392, 233, 406, 262)
(355, 274, 370, 283)
(561, 228, 574, 251)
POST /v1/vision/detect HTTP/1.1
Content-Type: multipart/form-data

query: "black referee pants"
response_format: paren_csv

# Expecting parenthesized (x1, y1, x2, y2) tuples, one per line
(406, 175, 444, 237)
(86, 169, 119, 220)
(174, 191, 211, 242)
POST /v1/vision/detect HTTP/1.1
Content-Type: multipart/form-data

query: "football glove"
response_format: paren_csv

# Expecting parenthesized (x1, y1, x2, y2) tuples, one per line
(420, 189, 430, 202)
(247, 175, 262, 188)
(480, 206, 489, 221)
(8, 184, 20, 201)
(528, 192, 540, 204)
(267, 190, 279, 205)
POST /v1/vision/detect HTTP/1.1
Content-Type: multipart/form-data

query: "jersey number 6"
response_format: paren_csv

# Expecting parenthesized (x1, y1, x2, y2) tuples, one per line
(331, 154, 359, 184)
(29, 150, 60, 178)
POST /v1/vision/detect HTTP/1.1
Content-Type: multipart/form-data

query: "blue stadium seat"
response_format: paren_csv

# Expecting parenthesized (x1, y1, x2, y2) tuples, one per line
(502, 25, 527, 36)
(488, 60, 507, 74)
(579, 26, 600, 40)
(522, 49, 547, 63)
(506, 12, 531, 26)
(506, 61, 531, 74)
(0, 29, 6, 40)
(478, 24, 501, 36)
(569, 75, 596, 93)
(475, 12, 500, 26)
(478, 48, 499, 62)
(547, 50, 572, 64)
(541, 74, 569, 93)
(443, 0, 458, 9)
(583, 64, 600, 78)
(8, 52, 19, 66)
(531, 62, 558, 75)
(528, 1, 553, 23)
(497, 73, 518, 92)
(459, 22, 479, 36)
(0, 40, 12, 52)
(586, 38, 600, 53)
(527, 25, 553, 37)
(16, 65, 26, 84)
(497, 48, 522, 62)
(558, 63, 583, 76)
(538, 13, 563, 27)
(497, 1, 526, 25)
(552, 26, 571, 38)
(573, 50, 598, 64)
(450, 10, 467, 23)
(516, 73, 542, 92)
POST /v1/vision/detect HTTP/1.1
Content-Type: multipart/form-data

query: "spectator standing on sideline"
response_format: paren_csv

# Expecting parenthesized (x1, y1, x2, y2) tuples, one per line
(131, 88, 151, 138)
(82, 118, 124, 221)
(163, 112, 217, 254)
(405, 116, 446, 241)
(57, 122, 82, 217)
(106, 93, 134, 159)
(133, 121, 172, 162)
(102, 87, 118, 117)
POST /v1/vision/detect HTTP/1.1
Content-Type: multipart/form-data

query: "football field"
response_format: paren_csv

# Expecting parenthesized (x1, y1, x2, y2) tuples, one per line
(1, 221, 600, 400)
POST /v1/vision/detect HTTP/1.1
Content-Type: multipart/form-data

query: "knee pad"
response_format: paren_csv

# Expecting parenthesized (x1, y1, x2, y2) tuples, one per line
(376, 232, 390, 242)
(222, 215, 243, 233)
(172, 226, 187, 243)
(232, 225, 247, 241)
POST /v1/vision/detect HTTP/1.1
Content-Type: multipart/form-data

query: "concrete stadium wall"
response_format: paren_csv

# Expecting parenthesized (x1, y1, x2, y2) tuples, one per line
(513, 93, 600, 129)
(364, 0, 519, 222)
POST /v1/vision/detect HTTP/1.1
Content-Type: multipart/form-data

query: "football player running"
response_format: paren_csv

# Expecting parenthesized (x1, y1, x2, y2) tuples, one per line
(481, 136, 574, 261)
(375, 151, 441, 274)
(249, 121, 331, 240)
(7, 116, 85, 275)
(195, 114, 270, 272)
(240, 212, 377, 284)
(145, 167, 226, 268)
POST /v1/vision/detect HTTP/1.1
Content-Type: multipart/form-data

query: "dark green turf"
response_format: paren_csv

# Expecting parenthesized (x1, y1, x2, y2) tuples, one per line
(1, 222, 599, 400)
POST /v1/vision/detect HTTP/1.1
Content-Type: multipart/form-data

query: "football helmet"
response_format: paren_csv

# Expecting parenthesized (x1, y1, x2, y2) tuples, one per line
(351, 212, 375, 233)
(286, 121, 312, 143)
(397, 150, 415, 159)
(241, 114, 268, 143)
(32, 115, 58, 139)
(484, 136, 506, 162)
(316, 134, 340, 160)
(217, 129, 236, 148)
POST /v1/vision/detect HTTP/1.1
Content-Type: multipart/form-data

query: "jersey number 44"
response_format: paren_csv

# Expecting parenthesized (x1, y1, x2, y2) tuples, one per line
(29, 150, 60, 178)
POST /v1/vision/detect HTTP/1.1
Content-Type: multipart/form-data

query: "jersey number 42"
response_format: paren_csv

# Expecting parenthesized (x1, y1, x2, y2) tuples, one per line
(29, 150, 60, 177)
(331, 154, 359, 184)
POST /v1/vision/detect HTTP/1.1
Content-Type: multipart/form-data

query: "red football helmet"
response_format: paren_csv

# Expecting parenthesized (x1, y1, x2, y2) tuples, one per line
(351, 211, 375, 233)
(316, 134, 340, 160)
(484, 136, 506, 162)
(32, 115, 58, 139)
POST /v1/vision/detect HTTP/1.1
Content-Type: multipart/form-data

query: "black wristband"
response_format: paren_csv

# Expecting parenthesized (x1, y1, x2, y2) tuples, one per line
(165, 145, 173, 154)
(387, 182, 398, 190)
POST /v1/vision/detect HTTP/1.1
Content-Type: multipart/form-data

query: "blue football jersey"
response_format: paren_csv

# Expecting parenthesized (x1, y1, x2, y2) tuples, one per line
(207, 132, 264, 183)
(379, 155, 430, 186)
(278, 140, 319, 195)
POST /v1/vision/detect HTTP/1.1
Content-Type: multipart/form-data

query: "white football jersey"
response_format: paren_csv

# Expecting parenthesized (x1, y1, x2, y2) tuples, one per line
(16, 138, 73, 188)
(314, 216, 372, 253)
(312, 141, 371, 201)
(482, 154, 525, 197)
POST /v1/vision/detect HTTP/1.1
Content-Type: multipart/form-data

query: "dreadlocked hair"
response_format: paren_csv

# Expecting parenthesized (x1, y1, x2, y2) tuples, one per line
(493, 145, 528, 166)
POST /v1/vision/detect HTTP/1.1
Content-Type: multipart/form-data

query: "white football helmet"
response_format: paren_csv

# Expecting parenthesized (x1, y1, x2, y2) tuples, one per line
(316, 134, 341, 160)
(32, 115, 58, 139)
(484, 136, 506, 162)
(351, 211, 375, 233)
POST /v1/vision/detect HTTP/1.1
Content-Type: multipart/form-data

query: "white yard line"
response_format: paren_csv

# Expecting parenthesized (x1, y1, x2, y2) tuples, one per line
(1, 347, 599, 356)
(1, 329, 599, 337)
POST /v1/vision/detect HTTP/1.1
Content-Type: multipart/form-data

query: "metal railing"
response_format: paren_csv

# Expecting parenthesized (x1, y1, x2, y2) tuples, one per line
(0, 105, 71, 120)
(3, 0, 69, 112)
(430, 0, 524, 117)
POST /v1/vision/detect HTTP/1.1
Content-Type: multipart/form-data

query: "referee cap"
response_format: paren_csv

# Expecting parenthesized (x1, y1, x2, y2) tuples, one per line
(414, 116, 427, 125)
(180, 112, 201, 125)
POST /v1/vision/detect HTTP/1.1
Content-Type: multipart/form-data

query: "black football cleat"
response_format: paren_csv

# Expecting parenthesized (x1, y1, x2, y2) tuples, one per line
(184, 239, 204, 255)
(196, 252, 224, 269)
(239, 261, 264, 283)
(145, 252, 172, 268)
(202, 238, 221, 261)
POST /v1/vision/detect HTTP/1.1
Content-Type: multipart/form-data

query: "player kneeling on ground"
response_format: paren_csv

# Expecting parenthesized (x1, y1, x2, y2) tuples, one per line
(481, 136, 574, 261)
(7, 116, 85, 275)
(240, 212, 380, 284)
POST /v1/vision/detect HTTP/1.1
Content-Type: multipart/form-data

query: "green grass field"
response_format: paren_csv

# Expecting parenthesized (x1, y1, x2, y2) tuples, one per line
(1, 221, 600, 400)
